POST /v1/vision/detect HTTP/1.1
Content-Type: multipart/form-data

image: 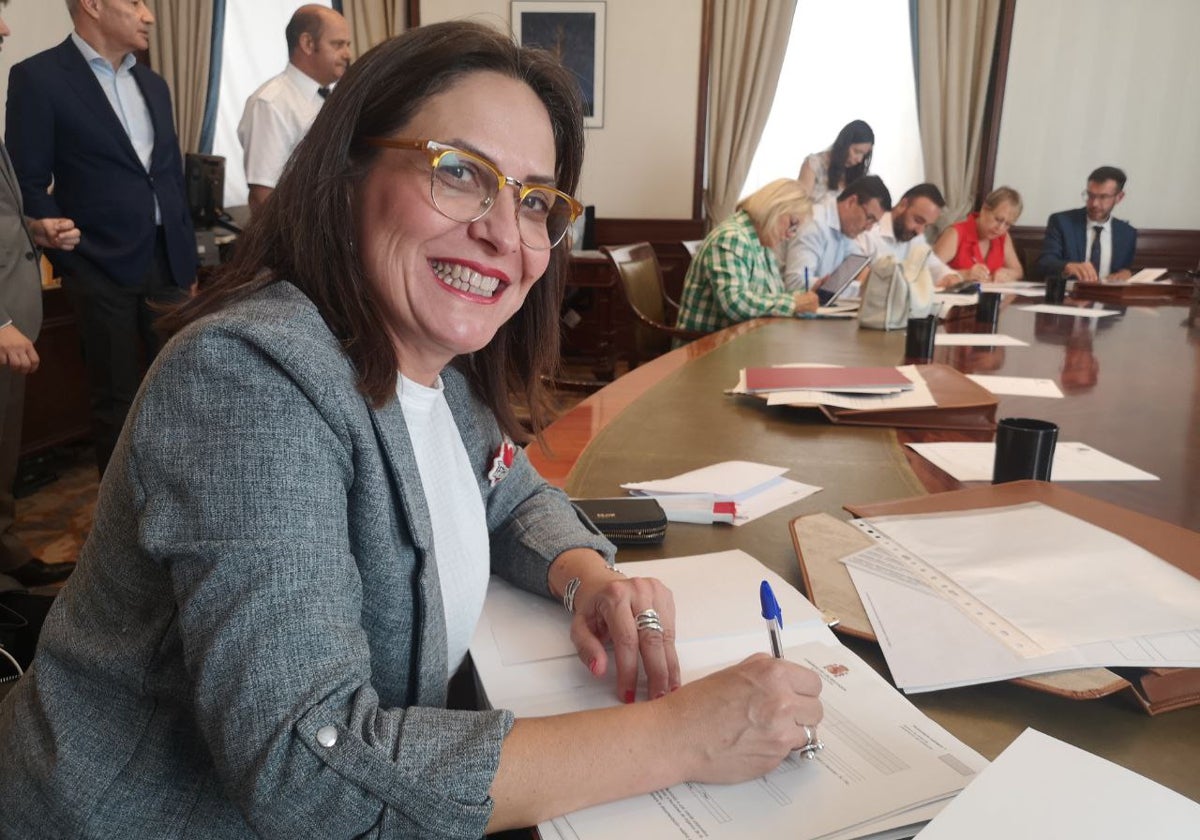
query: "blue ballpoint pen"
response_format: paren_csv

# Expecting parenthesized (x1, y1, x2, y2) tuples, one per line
(804, 267, 810, 294)
(759, 580, 784, 659)
(760, 580, 824, 759)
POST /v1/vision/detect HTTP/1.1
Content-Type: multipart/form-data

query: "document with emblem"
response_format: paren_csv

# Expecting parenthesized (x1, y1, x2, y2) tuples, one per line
(471, 551, 988, 840)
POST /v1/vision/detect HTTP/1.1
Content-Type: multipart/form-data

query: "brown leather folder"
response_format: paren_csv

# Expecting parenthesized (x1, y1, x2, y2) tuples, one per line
(790, 481, 1200, 713)
(817, 363, 998, 432)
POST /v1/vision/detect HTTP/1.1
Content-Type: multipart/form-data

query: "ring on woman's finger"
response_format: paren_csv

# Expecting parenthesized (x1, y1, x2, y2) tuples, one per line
(635, 609, 664, 634)
(798, 724, 824, 760)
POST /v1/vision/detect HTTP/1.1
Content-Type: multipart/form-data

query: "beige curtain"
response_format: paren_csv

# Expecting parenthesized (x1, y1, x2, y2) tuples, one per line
(703, 0, 797, 225)
(146, 0, 213, 154)
(916, 0, 1002, 223)
(342, 0, 407, 58)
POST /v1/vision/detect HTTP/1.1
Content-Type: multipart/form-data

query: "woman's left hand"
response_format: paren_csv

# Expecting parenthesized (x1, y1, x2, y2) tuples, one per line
(571, 572, 682, 703)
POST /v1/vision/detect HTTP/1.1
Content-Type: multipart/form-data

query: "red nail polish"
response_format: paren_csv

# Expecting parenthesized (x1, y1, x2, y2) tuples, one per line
(624, 690, 635, 704)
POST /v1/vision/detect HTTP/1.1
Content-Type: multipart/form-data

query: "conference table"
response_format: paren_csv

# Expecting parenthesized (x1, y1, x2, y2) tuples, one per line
(528, 291, 1200, 802)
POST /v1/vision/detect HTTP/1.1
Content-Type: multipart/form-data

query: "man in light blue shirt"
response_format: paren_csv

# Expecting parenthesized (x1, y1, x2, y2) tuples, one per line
(784, 175, 891, 302)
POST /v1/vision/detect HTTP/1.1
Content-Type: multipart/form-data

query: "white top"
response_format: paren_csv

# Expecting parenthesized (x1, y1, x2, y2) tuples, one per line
(858, 212, 956, 285)
(237, 63, 328, 189)
(1087, 216, 1113, 279)
(800, 150, 833, 203)
(396, 374, 490, 677)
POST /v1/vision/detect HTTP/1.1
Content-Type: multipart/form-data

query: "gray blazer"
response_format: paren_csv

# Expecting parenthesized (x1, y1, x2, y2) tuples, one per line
(0, 282, 614, 839)
(0, 140, 41, 339)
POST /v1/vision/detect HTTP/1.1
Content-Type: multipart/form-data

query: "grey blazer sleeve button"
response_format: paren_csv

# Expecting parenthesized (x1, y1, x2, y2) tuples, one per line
(316, 725, 338, 748)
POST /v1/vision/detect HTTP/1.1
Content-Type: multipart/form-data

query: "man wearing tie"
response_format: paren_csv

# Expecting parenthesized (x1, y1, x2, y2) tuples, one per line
(6, 0, 197, 478)
(1037, 166, 1137, 284)
(238, 5, 351, 212)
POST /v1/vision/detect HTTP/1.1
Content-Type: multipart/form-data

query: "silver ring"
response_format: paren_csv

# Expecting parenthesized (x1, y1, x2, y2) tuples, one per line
(802, 724, 815, 748)
(635, 608, 664, 634)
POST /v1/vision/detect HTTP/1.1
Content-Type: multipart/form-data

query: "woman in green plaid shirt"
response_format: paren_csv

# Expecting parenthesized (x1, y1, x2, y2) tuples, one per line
(676, 179, 819, 336)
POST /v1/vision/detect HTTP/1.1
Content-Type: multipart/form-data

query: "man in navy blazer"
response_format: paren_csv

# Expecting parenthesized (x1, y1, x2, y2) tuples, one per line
(1036, 166, 1136, 284)
(6, 0, 196, 476)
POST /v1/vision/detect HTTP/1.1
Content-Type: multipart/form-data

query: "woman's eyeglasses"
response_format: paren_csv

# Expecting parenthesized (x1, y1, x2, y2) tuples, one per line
(364, 138, 582, 250)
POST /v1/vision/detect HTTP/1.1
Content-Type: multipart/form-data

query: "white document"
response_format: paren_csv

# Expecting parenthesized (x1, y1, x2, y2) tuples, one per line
(905, 441, 1158, 482)
(620, 462, 821, 526)
(541, 640, 986, 840)
(764, 365, 937, 410)
(914, 729, 1200, 839)
(980, 281, 1045, 294)
(1016, 303, 1121, 318)
(470, 550, 988, 840)
(964, 374, 1063, 398)
(933, 332, 1029, 346)
(861, 503, 1200, 651)
(472, 550, 831, 696)
(1126, 267, 1168, 284)
(842, 548, 1200, 693)
(622, 461, 786, 498)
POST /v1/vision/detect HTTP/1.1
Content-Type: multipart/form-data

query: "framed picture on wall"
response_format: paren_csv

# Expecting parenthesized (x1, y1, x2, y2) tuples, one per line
(511, 1, 605, 128)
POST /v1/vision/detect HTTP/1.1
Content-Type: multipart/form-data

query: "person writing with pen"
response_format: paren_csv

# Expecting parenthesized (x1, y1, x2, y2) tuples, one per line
(933, 186, 1025, 284)
(676, 178, 819, 337)
(0, 22, 823, 839)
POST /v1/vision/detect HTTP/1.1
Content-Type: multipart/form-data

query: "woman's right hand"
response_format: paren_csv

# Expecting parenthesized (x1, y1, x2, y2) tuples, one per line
(659, 654, 823, 784)
(966, 263, 991, 284)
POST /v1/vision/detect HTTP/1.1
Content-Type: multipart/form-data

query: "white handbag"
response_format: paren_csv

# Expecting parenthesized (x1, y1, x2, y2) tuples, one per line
(857, 246, 936, 331)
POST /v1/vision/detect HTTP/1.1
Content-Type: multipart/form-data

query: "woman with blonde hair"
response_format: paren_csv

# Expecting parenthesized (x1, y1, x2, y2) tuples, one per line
(934, 186, 1025, 284)
(677, 178, 818, 335)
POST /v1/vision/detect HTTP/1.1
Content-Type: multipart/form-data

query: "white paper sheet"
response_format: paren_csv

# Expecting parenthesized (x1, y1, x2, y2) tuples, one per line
(914, 729, 1200, 839)
(621, 461, 786, 498)
(933, 332, 1029, 346)
(1126, 267, 1168, 284)
(861, 503, 1200, 651)
(904, 441, 1158, 482)
(1016, 303, 1121, 317)
(979, 281, 1045, 294)
(964, 374, 1063, 398)
(932, 292, 979, 312)
(842, 551, 1200, 693)
(475, 550, 828, 672)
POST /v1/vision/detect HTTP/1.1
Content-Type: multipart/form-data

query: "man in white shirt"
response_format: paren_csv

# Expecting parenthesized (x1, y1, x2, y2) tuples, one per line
(783, 175, 891, 302)
(238, 5, 351, 212)
(858, 183, 960, 289)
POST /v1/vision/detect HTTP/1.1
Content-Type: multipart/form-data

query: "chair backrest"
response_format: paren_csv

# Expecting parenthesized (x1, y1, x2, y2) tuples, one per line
(601, 242, 672, 363)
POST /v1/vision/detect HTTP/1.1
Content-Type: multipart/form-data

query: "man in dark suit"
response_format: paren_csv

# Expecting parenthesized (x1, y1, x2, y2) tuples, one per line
(6, 0, 197, 476)
(1036, 166, 1136, 284)
(0, 2, 81, 586)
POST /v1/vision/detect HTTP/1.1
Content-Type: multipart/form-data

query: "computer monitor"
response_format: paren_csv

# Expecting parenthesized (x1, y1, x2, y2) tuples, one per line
(185, 153, 225, 230)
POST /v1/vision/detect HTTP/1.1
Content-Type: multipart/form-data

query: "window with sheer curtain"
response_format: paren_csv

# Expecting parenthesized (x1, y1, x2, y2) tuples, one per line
(740, 0, 923, 205)
(212, 0, 334, 208)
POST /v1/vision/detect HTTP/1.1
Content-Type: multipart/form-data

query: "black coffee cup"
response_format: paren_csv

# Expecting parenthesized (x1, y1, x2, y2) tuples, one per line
(1045, 274, 1068, 304)
(976, 291, 1002, 330)
(992, 418, 1059, 483)
(904, 315, 937, 363)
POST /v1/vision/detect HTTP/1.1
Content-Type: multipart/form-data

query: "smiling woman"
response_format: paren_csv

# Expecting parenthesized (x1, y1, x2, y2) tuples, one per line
(0, 20, 825, 840)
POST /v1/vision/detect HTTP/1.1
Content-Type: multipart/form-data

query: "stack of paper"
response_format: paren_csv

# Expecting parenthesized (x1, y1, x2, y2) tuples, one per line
(731, 364, 939, 411)
(840, 503, 1200, 692)
(620, 461, 820, 526)
(470, 550, 989, 840)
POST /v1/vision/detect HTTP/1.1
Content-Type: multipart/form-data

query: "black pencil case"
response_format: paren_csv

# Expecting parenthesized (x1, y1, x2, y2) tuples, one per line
(572, 498, 668, 546)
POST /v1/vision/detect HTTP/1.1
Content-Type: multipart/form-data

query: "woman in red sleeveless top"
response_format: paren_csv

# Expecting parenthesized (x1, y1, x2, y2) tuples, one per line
(934, 187, 1024, 284)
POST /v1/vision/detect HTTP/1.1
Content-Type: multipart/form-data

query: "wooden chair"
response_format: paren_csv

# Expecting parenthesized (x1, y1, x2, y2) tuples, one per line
(600, 242, 707, 367)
